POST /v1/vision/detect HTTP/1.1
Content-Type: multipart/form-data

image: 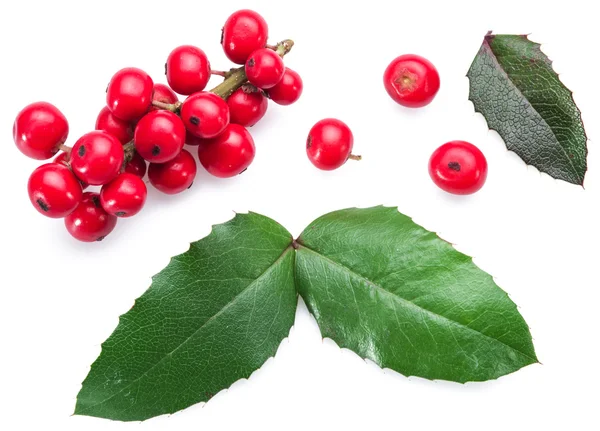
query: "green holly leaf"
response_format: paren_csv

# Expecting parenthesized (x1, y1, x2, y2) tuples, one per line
(467, 32, 587, 185)
(295, 206, 537, 383)
(74, 212, 297, 421)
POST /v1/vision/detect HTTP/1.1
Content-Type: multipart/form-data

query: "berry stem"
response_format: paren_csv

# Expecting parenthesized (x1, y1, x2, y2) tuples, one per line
(211, 70, 228, 78)
(348, 154, 362, 161)
(151, 100, 182, 113)
(59, 144, 71, 153)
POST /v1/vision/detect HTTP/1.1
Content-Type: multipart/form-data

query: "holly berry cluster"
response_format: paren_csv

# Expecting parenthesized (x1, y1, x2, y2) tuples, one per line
(13, 9, 302, 242)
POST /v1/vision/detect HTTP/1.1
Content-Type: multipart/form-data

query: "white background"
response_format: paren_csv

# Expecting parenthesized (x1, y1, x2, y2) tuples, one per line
(0, 0, 598, 429)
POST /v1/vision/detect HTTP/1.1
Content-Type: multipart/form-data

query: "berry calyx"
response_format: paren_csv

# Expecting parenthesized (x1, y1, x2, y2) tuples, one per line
(180, 92, 230, 139)
(124, 152, 147, 177)
(134, 110, 185, 163)
(227, 87, 268, 127)
(245, 48, 284, 89)
(13, 102, 69, 160)
(166, 45, 211, 95)
(150, 83, 179, 110)
(106, 67, 154, 121)
(100, 173, 147, 217)
(306, 118, 358, 170)
(148, 149, 197, 194)
(27, 163, 83, 218)
(197, 123, 255, 178)
(266, 68, 303, 105)
(221, 10, 268, 64)
(65, 192, 117, 242)
(70, 131, 124, 185)
(95, 106, 133, 145)
(383, 54, 440, 108)
(428, 140, 488, 195)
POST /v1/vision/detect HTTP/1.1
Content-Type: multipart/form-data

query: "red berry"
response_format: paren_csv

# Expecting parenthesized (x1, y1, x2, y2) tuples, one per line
(13, 102, 69, 160)
(307, 119, 356, 171)
(150, 83, 179, 110)
(95, 106, 133, 145)
(383, 54, 440, 108)
(221, 10, 268, 64)
(54, 151, 70, 166)
(70, 131, 124, 185)
(245, 48, 284, 89)
(124, 152, 147, 177)
(267, 68, 303, 105)
(106, 67, 154, 121)
(227, 87, 268, 127)
(180, 92, 229, 139)
(148, 149, 197, 194)
(185, 131, 203, 146)
(134, 110, 185, 163)
(166, 45, 211, 95)
(428, 141, 488, 195)
(27, 163, 82, 218)
(197, 124, 255, 178)
(65, 192, 117, 242)
(100, 173, 147, 217)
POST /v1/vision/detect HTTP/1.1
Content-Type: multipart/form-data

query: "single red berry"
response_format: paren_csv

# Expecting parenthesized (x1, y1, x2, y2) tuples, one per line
(185, 131, 203, 146)
(306, 118, 358, 170)
(27, 163, 82, 218)
(166, 45, 211, 95)
(221, 9, 268, 64)
(54, 151, 70, 166)
(124, 152, 147, 177)
(95, 106, 133, 145)
(227, 87, 268, 127)
(180, 92, 230, 139)
(428, 141, 488, 195)
(148, 149, 197, 194)
(383, 54, 440, 108)
(150, 83, 179, 111)
(100, 173, 147, 217)
(70, 131, 124, 185)
(134, 110, 185, 163)
(13, 102, 69, 160)
(197, 124, 255, 178)
(245, 48, 284, 89)
(106, 67, 154, 121)
(65, 192, 117, 242)
(266, 68, 303, 105)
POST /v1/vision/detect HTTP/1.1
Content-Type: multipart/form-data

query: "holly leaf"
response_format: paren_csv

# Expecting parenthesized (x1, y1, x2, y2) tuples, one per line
(74, 212, 297, 421)
(467, 32, 587, 185)
(295, 206, 537, 383)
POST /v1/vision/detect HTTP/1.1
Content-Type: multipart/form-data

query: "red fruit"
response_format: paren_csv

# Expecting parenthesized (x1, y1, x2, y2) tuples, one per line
(106, 67, 154, 121)
(185, 131, 203, 146)
(227, 87, 268, 127)
(180, 92, 229, 139)
(383, 54, 440, 108)
(54, 151, 70, 166)
(148, 149, 197, 194)
(124, 152, 147, 177)
(27, 163, 82, 218)
(150, 83, 179, 110)
(306, 118, 356, 171)
(245, 48, 284, 89)
(134, 110, 185, 163)
(13, 102, 69, 160)
(95, 106, 133, 144)
(100, 173, 147, 217)
(65, 192, 117, 242)
(197, 124, 255, 178)
(221, 9, 268, 64)
(428, 141, 488, 195)
(267, 68, 303, 105)
(70, 131, 124, 185)
(166, 45, 211, 95)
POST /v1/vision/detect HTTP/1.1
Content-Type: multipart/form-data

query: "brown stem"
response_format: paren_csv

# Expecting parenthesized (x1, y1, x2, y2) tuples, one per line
(348, 154, 362, 161)
(211, 70, 228, 77)
(58, 144, 71, 153)
(151, 100, 182, 113)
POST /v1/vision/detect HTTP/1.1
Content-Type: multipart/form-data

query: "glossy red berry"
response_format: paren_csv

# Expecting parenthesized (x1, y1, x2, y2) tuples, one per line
(383, 54, 440, 108)
(65, 192, 117, 242)
(245, 48, 284, 89)
(185, 131, 203, 146)
(148, 149, 197, 194)
(124, 152, 147, 177)
(221, 9, 268, 64)
(306, 118, 356, 170)
(134, 110, 185, 163)
(13, 102, 69, 160)
(106, 67, 154, 121)
(100, 173, 147, 217)
(70, 131, 124, 185)
(27, 163, 82, 218)
(54, 151, 70, 166)
(180, 92, 230, 139)
(429, 141, 488, 195)
(197, 124, 255, 178)
(166, 45, 211, 95)
(95, 106, 133, 145)
(150, 83, 179, 110)
(267, 68, 303, 105)
(227, 87, 268, 127)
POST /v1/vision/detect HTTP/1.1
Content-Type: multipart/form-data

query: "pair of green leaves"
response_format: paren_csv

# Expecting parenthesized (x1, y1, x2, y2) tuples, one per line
(75, 206, 538, 421)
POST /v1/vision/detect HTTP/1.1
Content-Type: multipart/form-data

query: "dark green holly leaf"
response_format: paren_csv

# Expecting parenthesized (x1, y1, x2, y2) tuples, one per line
(467, 32, 587, 185)
(295, 206, 537, 383)
(75, 212, 296, 421)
